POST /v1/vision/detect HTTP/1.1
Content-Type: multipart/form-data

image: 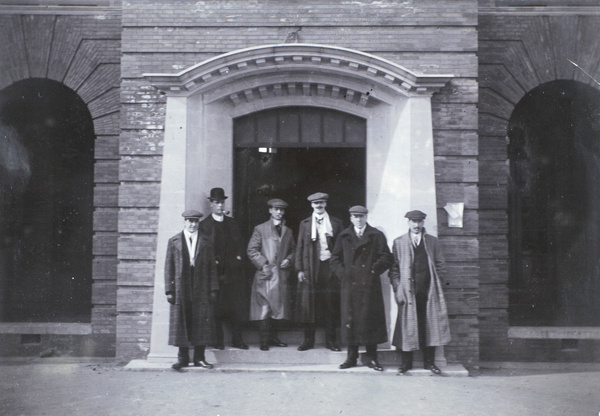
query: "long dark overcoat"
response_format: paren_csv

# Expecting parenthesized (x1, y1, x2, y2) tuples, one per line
(294, 215, 343, 323)
(165, 231, 219, 347)
(388, 231, 451, 351)
(247, 220, 296, 321)
(198, 214, 248, 322)
(330, 224, 393, 346)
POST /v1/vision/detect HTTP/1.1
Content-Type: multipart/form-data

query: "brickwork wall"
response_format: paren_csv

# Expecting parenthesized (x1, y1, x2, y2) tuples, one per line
(478, 9, 600, 361)
(0, 8, 122, 356)
(119, 0, 480, 364)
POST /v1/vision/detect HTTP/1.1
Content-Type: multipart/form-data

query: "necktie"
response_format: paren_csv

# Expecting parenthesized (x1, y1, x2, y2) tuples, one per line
(275, 224, 282, 236)
(316, 217, 323, 225)
(357, 229, 362, 238)
(413, 235, 419, 247)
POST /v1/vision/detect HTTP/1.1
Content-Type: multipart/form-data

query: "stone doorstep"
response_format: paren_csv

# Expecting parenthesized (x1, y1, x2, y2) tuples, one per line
(125, 359, 468, 377)
(129, 346, 468, 376)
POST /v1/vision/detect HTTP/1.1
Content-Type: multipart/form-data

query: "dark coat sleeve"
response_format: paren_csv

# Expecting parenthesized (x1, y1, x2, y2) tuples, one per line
(330, 232, 345, 279)
(388, 238, 400, 292)
(164, 237, 177, 295)
(371, 230, 393, 276)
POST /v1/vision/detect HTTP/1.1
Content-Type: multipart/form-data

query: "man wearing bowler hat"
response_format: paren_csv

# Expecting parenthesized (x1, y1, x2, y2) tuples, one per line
(389, 210, 451, 375)
(165, 210, 218, 370)
(295, 192, 343, 351)
(199, 187, 249, 350)
(330, 206, 393, 371)
(247, 198, 296, 351)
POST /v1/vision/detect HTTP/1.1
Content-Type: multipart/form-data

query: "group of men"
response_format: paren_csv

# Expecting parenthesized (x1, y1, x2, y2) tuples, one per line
(164, 188, 451, 374)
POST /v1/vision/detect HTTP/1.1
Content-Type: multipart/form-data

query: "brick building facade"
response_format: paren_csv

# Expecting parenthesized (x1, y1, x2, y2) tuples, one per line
(0, 0, 598, 367)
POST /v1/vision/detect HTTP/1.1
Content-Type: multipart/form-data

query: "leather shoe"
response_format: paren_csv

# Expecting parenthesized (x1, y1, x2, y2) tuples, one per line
(397, 364, 412, 375)
(194, 360, 214, 369)
(425, 364, 442, 375)
(171, 361, 189, 370)
(367, 359, 384, 372)
(297, 341, 314, 351)
(269, 338, 288, 347)
(232, 342, 249, 350)
(338, 360, 357, 369)
(260, 344, 269, 351)
(325, 341, 341, 352)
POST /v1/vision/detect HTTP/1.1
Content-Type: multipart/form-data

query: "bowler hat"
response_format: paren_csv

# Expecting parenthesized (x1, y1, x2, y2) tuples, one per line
(182, 210, 203, 219)
(405, 210, 427, 221)
(307, 192, 329, 202)
(268, 198, 288, 208)
(349, 205, 368, 215)
(208, 187, 228, 201)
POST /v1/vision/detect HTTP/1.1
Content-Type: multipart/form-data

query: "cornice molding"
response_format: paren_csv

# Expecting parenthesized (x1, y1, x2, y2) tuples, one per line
(144, 44, 453, 106)
(479, 6, 600, 15)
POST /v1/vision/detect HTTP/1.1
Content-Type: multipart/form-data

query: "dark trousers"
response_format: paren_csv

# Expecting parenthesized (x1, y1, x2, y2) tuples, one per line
(303, 260, 339, 344)
(346, 344, 378, 363)
(177, 346, 206, 364)
(214, 317, 244, 346)
(400, 292, 436, 367)
(259, 318, 281, 345)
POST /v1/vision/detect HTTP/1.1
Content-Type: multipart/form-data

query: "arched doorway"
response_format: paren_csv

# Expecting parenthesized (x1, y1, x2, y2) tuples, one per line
(0, 79, 94, 323)
(508, 80, 600, 326)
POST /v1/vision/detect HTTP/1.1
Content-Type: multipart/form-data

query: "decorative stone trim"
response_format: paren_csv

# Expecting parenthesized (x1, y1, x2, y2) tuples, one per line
(145, 44, 453, 103)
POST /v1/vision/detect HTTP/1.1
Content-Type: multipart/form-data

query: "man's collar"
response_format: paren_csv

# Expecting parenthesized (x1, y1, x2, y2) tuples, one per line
(212, 213, 224, 222)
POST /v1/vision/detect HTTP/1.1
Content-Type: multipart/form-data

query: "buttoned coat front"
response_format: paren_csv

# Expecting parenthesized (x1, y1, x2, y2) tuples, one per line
(247, 220, 296, 321)
(165, 231, 219, 346)
(389, 231, 451, 351)
(294, 215, 343, 323)
(330, 224, 393, 345)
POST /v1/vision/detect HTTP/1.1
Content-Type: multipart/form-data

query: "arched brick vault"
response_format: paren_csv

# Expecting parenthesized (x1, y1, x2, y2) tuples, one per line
(477, 12, 600, 360)
(0, 11, 121, 354)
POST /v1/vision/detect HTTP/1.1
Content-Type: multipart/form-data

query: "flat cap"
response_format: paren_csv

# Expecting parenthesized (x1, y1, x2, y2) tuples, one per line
(307, 192, 329, 202)
(405, 210, 427, 221)
(268, 198, 288, 208)
(182, 210, 203, 219)
(349, 205, 368, 215)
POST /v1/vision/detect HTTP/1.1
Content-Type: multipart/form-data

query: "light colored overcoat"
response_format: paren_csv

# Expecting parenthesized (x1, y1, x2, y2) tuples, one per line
(165, 231, 219, 346)
(389, 231, 451, 351)
(247, 220, 295, 321)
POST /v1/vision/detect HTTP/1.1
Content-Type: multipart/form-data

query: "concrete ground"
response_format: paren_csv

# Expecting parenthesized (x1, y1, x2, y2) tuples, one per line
(1, 358, 599, 416)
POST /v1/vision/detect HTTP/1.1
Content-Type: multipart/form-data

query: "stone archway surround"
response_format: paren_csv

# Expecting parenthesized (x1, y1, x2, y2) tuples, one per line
(144, 44, 453, 361)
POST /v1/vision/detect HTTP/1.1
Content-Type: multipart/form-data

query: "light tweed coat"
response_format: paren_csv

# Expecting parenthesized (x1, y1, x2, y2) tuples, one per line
(389, 230, 451, 351)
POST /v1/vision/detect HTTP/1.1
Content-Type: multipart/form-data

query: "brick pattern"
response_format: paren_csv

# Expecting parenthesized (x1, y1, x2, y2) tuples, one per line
(118, 0, 480, 364)
(478, 11, 600, 361)
(0, 10, 122, 357)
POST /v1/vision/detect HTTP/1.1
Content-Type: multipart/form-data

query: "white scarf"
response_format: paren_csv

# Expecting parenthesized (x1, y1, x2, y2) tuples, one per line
(311, 212, 333, 241)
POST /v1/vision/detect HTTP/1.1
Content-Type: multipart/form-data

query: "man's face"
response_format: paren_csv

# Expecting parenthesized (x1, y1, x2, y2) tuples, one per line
(269, 207, 285, 221)
(184, 218, 199, 233)
(408, 219, 425, 234)
(350, 213, 367, 229)
(210, 199, 225, 215)
(311, 200, 327, 215)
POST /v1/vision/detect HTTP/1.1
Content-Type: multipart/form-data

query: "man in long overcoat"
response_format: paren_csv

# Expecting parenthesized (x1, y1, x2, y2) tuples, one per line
(389, 210, 451, 375)
(295, 192, 344, 351)
(165, 210, 219, 370)
(199, 187, 249, 350)
(247, 198, 296, 351)
(330, 205, 393, 371)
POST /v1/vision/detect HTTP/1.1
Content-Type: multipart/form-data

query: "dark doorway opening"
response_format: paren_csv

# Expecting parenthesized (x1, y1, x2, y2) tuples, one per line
(508, 80, 600, 326)
(0, 79, 94, 323)
(233, 147, 366, 241)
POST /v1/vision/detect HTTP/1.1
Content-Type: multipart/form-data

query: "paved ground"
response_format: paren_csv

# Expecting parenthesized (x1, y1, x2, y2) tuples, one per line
(1, 358, 599, 416)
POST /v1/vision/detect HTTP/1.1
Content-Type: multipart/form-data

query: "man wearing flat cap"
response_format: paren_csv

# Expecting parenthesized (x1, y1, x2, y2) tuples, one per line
(330, 206, 393, 371)
(247, 198, 296, 351)
(295, 192, 344, 351)
(165, 210, 219, 370)
(198, 188, 249, 350)
(389, 210, 451, 375)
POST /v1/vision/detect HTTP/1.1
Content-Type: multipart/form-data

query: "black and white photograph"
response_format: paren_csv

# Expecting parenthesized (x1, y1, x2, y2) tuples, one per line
(1, 0, 599, 415)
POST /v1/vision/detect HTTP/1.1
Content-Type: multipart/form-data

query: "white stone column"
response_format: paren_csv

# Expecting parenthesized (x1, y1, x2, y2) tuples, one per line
(148, 96, 188, 361)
